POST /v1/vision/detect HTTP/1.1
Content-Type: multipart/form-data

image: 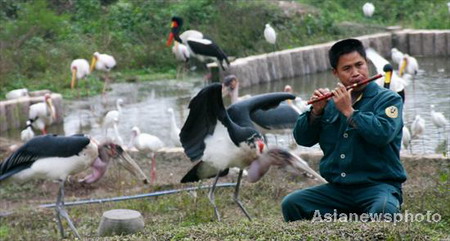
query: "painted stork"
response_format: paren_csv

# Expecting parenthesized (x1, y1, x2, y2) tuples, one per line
(167, 108, 181, 147)
(430, 104, 448, 138)
(70, 59, 90, 89)
(29, 93, 56, 134)
(103, 98, 124, 145)
(391, 48, 404, 66)
(129, 126, 164, 184)
(167, 16, 230, 70)
(5, 88, 29, 100)
(362, 2, 375, 17)
(365, 48, 408, 102)
(179, 83, 324, 221)
(90, 52, 116, 94)
(0, 134, 148, 239)
(399, 54, 419, 77)
(264, 23, 277, 51)
(20, 120, 35, 142)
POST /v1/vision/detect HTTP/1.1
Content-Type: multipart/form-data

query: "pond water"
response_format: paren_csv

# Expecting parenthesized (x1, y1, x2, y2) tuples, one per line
(4, 57, 450, 155)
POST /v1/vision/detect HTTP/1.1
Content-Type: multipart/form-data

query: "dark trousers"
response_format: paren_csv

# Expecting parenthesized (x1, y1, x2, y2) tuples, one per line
(281, 183, 402, 222)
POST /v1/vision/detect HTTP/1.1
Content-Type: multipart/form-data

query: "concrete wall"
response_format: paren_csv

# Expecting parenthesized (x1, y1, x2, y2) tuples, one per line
(211, 29, 450, 87)
(0, 93, 64, 133)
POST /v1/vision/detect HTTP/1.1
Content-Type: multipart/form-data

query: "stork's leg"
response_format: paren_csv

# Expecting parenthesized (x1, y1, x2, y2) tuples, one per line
(151, 153, 157, 184)
(233, 169, 252, 221)
(55, 180, 81, 239)
(208, 172, 221, 221)
(41, 128, 47, 135)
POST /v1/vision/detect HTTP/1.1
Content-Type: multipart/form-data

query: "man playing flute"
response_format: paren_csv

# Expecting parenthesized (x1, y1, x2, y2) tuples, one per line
(282, 38, 406, 222)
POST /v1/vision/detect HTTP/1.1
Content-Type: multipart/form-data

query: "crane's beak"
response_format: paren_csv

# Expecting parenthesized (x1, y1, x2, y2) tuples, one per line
(71, 68, 77, 89)
(116, 150, 149, 184)
(90, 56, 97, 72)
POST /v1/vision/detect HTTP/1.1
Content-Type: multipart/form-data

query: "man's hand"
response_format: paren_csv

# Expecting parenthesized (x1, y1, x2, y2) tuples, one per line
(332, 83, 354, 118)
(310, 88, 330, 115)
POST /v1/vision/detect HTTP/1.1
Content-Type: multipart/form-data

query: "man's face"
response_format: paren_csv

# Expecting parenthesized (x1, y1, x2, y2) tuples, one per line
(332, 51, 369, 92)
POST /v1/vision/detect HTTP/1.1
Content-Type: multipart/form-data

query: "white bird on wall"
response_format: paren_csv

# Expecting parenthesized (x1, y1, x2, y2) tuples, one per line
(28, 93, 56, 134)
(129, 126, 164, 184)
(21, 120, 35, 142)
(447, 2, 450, 14)
(391, 48, 404, 66)
(90, 52, 116, 94)
(103, 98, 124, 145)
(6, 88, 29, 100)
(167, 108, 181, 147)
(362, 2, 375, 17)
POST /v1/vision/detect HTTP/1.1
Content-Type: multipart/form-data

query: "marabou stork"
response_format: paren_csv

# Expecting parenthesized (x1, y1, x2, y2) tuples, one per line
(20, 120, 35, 142)
(129, 126, 164, 184)
(0, 135, 147, 239)
(90, 52, 116, 94)
(5, 88, 29, 100)
(167, 16, 230, 70)
(362, 2, 375, 17)
(179, 83, 325, 221)
(28, 93, 56, 134)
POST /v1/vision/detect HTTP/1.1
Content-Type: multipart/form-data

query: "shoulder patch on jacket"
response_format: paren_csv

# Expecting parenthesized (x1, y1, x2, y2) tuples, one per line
(385, 106, 398, 118)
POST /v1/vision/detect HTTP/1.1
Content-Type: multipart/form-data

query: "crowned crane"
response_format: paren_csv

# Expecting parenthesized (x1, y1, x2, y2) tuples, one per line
(29, 93, 56, 134)
(167, 108, 181, 147)
(0, 134, 148, 239)
(362, 2, 375, 17)
(129, 126, 164, 184)
(70, 59, 90, 97)
(5, 88, 29, 100)
(179, 83, 325, 221)
(264, 23, 277, 51)
(103, 98, 124, 145)
(391, 48, 404, 66)
(20, 120, 35, 142)
(167, 16, 230, 70)
(399, 54, 419, 77)
(90, 52, 116, 94)
(430, 104, 448, 140)
(365, 48, 409, 102)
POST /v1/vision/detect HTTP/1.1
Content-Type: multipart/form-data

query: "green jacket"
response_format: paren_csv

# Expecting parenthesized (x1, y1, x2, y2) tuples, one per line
(293, 82, 407, 187)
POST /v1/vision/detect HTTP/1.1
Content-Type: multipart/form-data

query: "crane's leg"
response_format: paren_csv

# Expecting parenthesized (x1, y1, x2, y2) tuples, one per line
(233, 169, 252, 221)
(55, 180, 81, 239)
(208, 172, 221, 221)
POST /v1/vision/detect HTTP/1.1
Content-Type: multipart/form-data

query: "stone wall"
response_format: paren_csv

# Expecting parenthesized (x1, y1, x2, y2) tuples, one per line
(0, 93, 64, 133)
(211, 29, 450, 87)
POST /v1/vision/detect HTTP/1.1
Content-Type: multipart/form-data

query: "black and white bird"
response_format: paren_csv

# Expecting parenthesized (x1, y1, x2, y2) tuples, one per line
(28, 93, 56, 134)
(179, 83, 325, 221)
(167, 16, 230, 70)
(0, 134, 148, 239)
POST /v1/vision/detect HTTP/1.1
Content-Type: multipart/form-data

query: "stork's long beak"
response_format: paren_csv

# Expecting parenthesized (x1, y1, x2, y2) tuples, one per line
(286, 151, 327, 184)
(399, 58, 407, 77)
(71, 68, 77, 89)
(90, 56, 97, 72)
(46, 98, 57, 120)
(116, 150, 149, 184)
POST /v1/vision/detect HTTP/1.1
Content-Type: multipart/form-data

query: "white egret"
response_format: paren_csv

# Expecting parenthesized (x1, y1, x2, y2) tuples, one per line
(103, 98, 124, 145)
(167, 108, 181, 147)
(362, 2, 375, 17)
(264, 23, 277, 51)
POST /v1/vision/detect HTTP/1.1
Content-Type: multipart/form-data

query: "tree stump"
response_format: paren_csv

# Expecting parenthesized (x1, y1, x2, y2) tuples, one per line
(98, 209, 145, 237)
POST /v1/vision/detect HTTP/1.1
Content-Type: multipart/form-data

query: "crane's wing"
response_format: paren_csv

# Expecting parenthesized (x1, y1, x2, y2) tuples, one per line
(0, 135, 90, 181)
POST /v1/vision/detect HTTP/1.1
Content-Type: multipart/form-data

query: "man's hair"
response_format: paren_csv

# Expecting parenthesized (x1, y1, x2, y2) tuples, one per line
(328, 39, 366, 69)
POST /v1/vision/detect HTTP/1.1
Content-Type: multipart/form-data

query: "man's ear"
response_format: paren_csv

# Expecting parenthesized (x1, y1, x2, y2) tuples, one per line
(332, 68, 338, 78)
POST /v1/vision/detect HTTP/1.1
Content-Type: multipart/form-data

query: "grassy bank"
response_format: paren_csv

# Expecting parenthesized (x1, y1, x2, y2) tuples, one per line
(1, 0, 449, 99)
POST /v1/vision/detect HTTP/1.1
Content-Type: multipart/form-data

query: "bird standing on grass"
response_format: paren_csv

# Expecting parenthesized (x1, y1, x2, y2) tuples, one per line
(362, 2, 375, 17)
(70, 59, 90, 97)
(179, 83, 325, 221)
(129, 126, 164, 184)
(167, 16, 230, 71)
(90, 52, 116, 94)
(28, 93, 56, 135)
(264, 23, 277, 51)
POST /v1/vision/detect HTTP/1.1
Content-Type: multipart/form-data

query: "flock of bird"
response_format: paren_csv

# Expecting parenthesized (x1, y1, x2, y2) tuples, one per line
(1, 10, 449, 238)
